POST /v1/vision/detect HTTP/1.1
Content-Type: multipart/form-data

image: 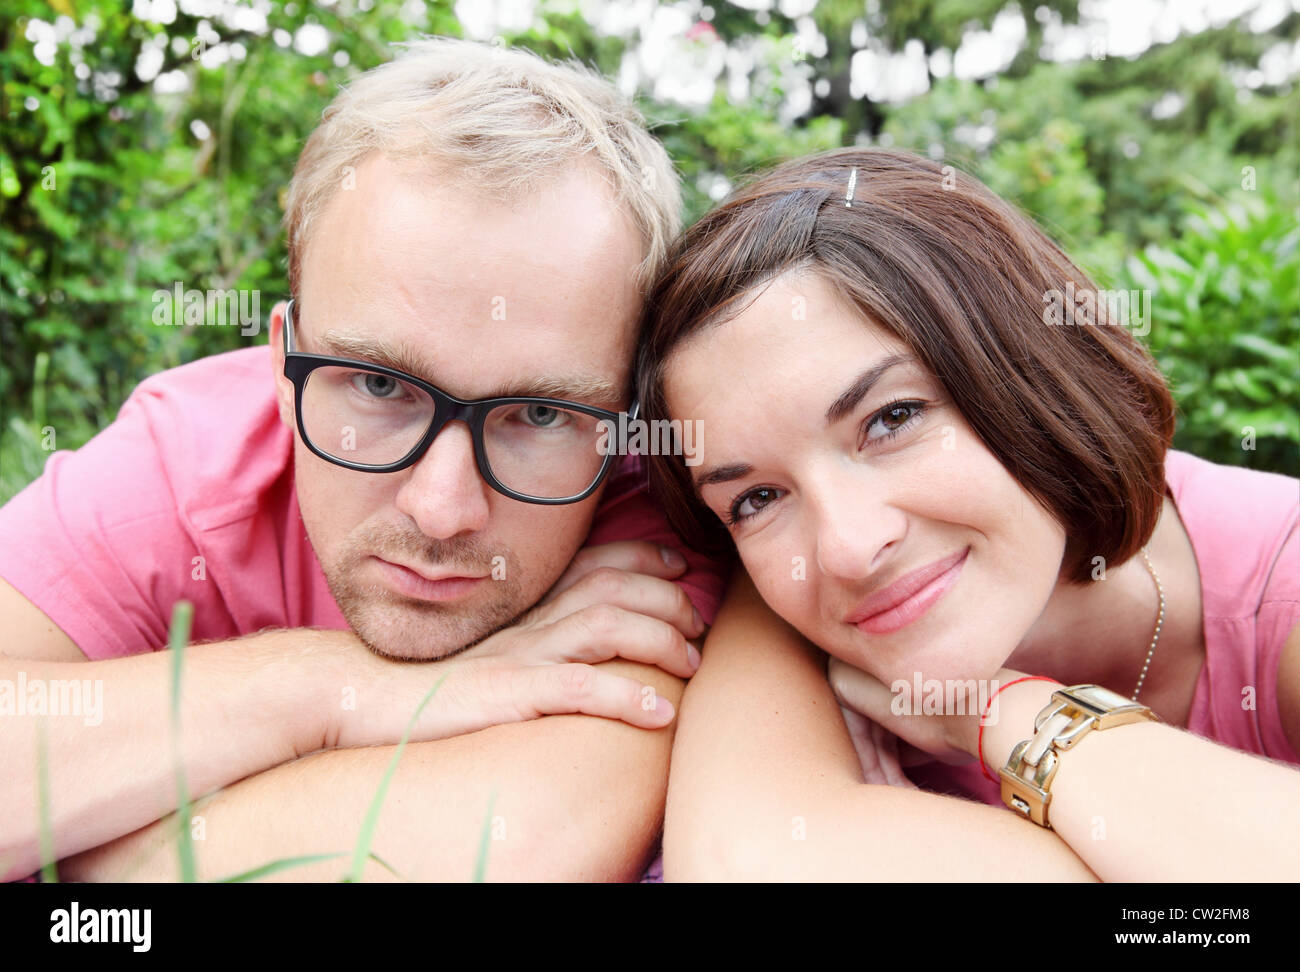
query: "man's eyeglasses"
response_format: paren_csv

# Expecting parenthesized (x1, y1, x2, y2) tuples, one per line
(281, 299, 636, 505)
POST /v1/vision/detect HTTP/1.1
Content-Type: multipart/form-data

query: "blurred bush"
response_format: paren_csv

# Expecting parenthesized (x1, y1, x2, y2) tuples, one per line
(1, 0, 1296, 503)
(1124, 194, 1298, 473)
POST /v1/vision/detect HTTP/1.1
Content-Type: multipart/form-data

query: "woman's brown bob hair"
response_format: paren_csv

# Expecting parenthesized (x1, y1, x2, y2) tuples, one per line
(635, 147, 1176, 584)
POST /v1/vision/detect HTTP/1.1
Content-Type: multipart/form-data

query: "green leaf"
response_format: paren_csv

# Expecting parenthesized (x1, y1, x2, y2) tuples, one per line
(1231, 333, 1298, 370)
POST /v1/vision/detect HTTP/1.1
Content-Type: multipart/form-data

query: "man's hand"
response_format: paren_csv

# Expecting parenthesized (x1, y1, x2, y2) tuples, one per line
(325, 541, 705, 751)
(479, 539, 704, 666)
(539, 540, 694, 604)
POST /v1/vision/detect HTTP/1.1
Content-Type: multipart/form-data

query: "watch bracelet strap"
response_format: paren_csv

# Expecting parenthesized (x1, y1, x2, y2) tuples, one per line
(999, 685, 1157, 828)
(1023, 710, 1074, 765)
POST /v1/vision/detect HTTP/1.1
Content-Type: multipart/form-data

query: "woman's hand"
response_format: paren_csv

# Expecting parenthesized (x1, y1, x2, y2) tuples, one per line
(837, 702, 918, 787)
(828, 656, 1027, 768)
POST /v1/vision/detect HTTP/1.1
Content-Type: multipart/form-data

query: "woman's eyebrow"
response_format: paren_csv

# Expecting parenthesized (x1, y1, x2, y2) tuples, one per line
(825, 353, 916, 424)
(694, 462, 753, 489)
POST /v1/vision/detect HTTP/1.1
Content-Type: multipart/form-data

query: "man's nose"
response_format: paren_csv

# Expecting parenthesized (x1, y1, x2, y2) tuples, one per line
(392, 421, 492, 539)
(808, 466, 907, 582)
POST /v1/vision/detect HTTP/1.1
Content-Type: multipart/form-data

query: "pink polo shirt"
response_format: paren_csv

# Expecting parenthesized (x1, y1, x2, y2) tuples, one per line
(908, 449, 1300, 803)
(0, 346, 730, 882)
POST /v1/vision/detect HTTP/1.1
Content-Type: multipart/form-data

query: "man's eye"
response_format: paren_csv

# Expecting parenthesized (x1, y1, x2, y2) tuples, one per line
(351, 373, 405, 399)
(728, 486, 783, 525)
(863, 401, 925, 443)
(522, 404, 567, 428)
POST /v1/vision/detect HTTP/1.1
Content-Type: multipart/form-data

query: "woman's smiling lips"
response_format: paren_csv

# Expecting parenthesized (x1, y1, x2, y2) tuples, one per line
(844, 547, 970, 635)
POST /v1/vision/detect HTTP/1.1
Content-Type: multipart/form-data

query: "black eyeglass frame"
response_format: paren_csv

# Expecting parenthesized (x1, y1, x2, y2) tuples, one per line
(281, 299, 638, 505)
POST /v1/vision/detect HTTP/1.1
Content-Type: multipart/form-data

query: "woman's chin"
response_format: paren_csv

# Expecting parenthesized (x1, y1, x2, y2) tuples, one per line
(827, 627, 1015, 694)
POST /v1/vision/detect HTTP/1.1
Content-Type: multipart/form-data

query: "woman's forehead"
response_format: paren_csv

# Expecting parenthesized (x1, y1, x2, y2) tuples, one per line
(666, 279, 905, 395)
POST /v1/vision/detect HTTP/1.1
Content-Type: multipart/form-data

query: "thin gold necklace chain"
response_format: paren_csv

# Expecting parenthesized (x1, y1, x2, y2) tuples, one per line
(1132, 546, 1166, 702)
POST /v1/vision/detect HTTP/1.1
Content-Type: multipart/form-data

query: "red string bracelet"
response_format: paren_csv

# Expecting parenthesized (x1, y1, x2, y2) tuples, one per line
(978, 676, 1057, 782)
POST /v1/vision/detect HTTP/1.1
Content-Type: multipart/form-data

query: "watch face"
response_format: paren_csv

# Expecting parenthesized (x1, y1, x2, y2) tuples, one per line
(1063, 684, 1134, 715)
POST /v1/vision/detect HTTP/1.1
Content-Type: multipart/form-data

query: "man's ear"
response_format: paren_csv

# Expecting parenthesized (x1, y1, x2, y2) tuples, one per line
(268, 300, 295, 430)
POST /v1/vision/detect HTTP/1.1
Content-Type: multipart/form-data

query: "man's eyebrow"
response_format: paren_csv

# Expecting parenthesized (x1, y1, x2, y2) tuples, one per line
(318, 329, 432, 380)
(694, 462, 754, 490)
(317, 329, 623, 407)
(486, 374, 624, 408)
(825, 353, 916, 424)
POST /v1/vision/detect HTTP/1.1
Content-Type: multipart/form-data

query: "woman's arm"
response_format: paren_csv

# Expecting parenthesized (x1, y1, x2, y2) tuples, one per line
(967, 628, 1300, 882)
(663, 569, 1098, 881)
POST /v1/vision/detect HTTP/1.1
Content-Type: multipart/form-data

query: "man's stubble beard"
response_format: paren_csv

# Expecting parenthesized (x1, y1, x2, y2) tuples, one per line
(316, 521, 533, 662)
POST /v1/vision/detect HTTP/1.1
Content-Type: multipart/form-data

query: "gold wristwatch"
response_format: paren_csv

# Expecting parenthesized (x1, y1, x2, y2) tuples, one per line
(999, 684, 1159, 828)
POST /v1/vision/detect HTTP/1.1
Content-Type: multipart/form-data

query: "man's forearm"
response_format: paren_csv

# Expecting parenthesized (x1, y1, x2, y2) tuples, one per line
(1, 630, 342, 880)
(62, 659, 685, 882)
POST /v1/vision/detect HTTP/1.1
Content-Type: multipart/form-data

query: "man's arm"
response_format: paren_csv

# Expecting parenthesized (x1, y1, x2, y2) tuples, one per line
(663, 570, 1097, 881)
(0, 578, 335, 882)
(3, 544, 701, 882)
(61, 657, 685, 882)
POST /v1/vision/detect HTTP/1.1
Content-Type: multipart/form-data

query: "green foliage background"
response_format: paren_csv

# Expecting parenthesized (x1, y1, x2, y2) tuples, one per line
(2, 0, 1297, 503)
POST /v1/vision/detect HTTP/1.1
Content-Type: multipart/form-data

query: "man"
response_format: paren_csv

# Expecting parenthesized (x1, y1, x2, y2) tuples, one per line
(0, 38, 726, 882)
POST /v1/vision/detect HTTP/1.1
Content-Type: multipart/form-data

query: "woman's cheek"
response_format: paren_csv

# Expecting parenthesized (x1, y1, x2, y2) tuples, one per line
(741, 539, 813, 624)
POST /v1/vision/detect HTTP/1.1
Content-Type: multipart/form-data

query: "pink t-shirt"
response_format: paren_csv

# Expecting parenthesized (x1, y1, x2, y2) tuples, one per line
(908, 448, 1300, 803)
(0, 346, 730, 881)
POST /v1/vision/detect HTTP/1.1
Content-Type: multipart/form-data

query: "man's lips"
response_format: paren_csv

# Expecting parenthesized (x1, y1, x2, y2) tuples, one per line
(844, 547, 969, 635)
(372, 556, 489, 602)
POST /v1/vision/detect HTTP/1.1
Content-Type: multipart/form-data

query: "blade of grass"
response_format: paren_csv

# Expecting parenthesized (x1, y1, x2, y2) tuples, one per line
(472, 788, 498, 883)
(344, 674, 447, 883)
(219, 850, 404, 883)
(110, 793, 218, 882)
(366, 850, 405, 881)
(216, 852, 347, 883)
(167, 600, 196, 883)
(35, 719, 57, 883)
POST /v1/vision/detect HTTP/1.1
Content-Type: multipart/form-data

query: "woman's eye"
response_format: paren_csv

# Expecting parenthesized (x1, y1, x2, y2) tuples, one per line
(352, 373, 405, 399)
(863, 401, 924, 443)
(729, 486, 783, 524)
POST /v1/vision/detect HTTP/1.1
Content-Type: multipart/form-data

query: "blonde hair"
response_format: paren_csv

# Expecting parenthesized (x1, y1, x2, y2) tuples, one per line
(284, 36, 682, 297)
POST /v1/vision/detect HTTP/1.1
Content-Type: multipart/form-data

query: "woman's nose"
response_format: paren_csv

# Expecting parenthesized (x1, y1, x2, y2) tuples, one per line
(809, 470, 907, 583)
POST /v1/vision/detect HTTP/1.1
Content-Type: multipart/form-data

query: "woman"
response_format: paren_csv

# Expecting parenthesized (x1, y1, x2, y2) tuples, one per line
(636, 147, 1300, 880)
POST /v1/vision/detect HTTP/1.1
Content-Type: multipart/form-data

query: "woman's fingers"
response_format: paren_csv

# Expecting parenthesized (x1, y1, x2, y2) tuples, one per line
(827, 656, 894, 722)
(838, 704, 916, 788)
(870, 718, 918, 789)
(839, 703, 886, 784)
(897, 739, 939, 768)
